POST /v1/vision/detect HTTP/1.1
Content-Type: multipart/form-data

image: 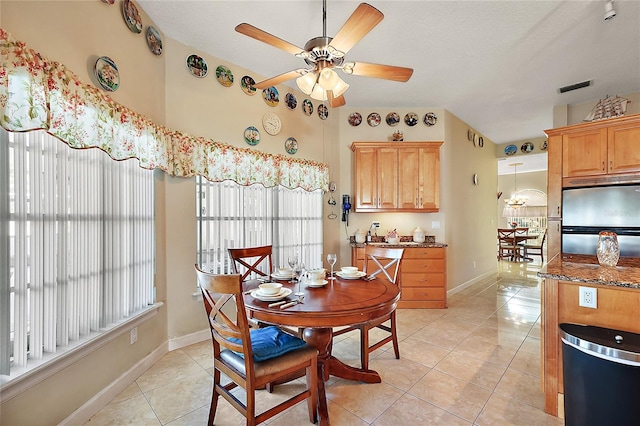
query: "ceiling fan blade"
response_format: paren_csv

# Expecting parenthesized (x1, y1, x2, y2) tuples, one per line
(343, 61, 413, 82)
(327, 91, 346, 108)
(254, 69, 307, 90)
(330, 3, 384, 55)
(235, 23, 304, 56)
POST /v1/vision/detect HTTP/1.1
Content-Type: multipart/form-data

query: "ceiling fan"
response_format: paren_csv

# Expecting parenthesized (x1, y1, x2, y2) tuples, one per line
(235, 1, 413, 108)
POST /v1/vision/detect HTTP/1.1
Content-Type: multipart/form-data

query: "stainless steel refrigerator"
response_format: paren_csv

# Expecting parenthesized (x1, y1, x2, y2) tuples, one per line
(562, 185, 640, 257)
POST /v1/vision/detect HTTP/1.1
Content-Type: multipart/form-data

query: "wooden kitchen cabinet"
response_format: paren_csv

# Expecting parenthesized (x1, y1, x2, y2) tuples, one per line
(352, 142, 442, 212)
(351, 245, 447, 308)
(551, 114, 640, 182)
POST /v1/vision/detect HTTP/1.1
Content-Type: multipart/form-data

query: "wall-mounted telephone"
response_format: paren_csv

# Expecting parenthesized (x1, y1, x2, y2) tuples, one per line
(342, 194, 351, 225)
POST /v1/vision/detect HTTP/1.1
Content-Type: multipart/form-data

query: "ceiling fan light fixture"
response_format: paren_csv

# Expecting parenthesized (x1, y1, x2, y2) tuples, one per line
(318, 68, 340, 91)
(332, 78, 349, 98)
(309, 83, 328, 101)
(296, 72, 317, 95)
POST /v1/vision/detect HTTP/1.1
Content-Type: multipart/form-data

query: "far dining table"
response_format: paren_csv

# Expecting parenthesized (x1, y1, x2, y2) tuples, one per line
(243, 275, 400, 426)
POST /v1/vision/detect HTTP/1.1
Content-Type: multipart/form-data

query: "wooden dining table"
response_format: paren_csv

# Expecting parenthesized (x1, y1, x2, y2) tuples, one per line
(243, 275, 400, 426)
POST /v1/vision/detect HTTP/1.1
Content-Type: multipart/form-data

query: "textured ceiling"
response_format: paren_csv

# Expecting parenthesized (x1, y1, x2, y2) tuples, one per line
(137, 0, 640, 146)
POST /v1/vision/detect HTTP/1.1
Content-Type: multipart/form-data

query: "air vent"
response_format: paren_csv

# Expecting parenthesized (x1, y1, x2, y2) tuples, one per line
(558, 80, 593, 94)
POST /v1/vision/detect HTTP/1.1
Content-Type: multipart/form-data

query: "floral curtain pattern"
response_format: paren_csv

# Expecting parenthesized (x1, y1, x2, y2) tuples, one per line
(0, 29, 329, 191)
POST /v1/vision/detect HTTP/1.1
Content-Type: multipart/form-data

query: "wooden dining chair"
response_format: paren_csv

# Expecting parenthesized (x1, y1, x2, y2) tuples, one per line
(194, 265, 318, 426)
(497, 228, 520, 261)
(334, 246, 404, 370)
(524, 229, 547, 263)
(228, 245, 273, 282)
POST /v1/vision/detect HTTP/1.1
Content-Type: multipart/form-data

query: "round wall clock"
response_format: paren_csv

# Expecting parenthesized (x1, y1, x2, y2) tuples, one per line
(262, 112, 281, 136)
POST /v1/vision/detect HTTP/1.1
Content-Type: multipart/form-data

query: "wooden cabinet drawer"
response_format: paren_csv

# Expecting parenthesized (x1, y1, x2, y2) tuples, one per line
(401, 259, 445, 273)
(403, 247, 445, 259)
(401, 287, 445, 301)
(402, 273, 445, 287)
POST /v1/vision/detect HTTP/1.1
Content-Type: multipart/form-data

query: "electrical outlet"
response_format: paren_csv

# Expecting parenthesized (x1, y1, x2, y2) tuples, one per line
(130, 327, 138, 344)
(371, 221, 380, 228)
(579, 286, 597, 309)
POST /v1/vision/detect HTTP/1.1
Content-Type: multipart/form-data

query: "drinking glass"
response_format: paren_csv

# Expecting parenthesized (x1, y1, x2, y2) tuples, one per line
(287, 254, 298, 283)
(294, 262, 305, 296)
(327, 253, 337, 280)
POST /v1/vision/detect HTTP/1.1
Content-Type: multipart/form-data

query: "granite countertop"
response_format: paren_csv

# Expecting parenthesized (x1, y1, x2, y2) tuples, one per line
(538, 254, 640, 288)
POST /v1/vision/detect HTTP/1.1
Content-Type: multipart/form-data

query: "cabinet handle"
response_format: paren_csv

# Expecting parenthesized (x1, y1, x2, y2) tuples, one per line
(602, 161, 605, 171)
(609, 160, 613, 171)
(557, 206, 560, 215)
(557, 223, 560, 232)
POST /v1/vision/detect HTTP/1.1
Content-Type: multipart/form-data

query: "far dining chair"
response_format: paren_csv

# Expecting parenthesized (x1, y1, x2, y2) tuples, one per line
(228, 245, 273, 282)
(524, 228, 547, 263)
(497, 228, 520, 261)
(194, 265, 318, 426)
(333, 246, 405, 370)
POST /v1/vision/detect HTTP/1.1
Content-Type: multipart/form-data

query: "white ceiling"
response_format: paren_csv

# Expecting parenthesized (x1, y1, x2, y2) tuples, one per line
(497, 152, 548, 175)
(136, 0, 640, 146)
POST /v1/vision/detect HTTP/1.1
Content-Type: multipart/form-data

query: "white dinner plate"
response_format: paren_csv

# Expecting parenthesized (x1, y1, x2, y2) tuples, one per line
(335, 271, 366, 280)
(271, 273, 294, 280)
(307, 280, 329, 288)
(250, 287, 292, 302)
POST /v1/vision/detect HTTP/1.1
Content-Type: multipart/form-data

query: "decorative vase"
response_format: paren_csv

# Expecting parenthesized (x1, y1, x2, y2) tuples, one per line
(413, 226, 425, 243)
(596, 231, 620, 267)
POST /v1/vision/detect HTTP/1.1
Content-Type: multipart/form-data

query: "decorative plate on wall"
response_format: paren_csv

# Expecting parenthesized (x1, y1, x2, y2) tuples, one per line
(478, 137, 484, 148)
(521, 141, 534, 153)
(404, 112, 418, 126)
(468, 129, 474, 141)
(367, 112, 381, 127)
(386, 112, 400, 126)
(244, 126, 260, 146)
(186, 54, 208, 78)
(240, 76, 256, 95)
(318, 104, 328, 120)
(504, 144, 518, 156)
(540, 140, 548, 151)
(285, 93, 297, 110)
(348, 112, 362, 126)
(303, 99, 313, 116)
(145, 26, 163, 55)
(285, 137, 298, 154)
(122, 0, 143, 34)
(215, 65, 234, 87)
(262, 86, 279, 107)
(94, 56, 120, 92)
(424, 112, 437, 126)
(473, 134, 479, 146)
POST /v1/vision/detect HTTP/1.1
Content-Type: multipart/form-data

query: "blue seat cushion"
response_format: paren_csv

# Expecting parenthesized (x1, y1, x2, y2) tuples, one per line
(230, 326, 307, 362)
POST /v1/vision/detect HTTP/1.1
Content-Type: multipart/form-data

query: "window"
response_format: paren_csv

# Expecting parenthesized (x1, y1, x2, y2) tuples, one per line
(196, 177, 323, 277)
(0, 128, 155, 380)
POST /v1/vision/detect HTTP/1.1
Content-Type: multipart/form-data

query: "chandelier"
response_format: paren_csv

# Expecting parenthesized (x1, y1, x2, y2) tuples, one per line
(505, 162, 527, 208)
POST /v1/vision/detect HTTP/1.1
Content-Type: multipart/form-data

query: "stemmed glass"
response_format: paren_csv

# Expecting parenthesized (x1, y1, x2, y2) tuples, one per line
(327, 253, 337, 280)
(294, 262, 305, 296)
(287, 254, 298, 284)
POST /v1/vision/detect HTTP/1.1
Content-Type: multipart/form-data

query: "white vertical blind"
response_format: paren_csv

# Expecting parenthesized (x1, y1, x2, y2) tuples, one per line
(1, 128, 155, 377)
(196, 178, 323, 279)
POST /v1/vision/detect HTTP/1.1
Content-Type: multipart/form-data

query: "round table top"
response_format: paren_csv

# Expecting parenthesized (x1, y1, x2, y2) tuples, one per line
(243, 278, 400, 328)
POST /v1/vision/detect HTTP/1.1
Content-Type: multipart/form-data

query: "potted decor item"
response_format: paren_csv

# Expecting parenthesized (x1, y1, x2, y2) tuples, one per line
(386, 229, 400, 244)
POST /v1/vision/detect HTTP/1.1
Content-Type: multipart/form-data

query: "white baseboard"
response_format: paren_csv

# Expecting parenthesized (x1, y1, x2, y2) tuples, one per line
(168, 329, 210, 351)
(59, 343, 168, 426)
(447, 270, 499, 296)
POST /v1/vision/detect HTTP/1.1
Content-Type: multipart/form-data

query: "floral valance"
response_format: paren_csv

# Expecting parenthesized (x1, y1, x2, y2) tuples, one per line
(0, 29, 329, 191)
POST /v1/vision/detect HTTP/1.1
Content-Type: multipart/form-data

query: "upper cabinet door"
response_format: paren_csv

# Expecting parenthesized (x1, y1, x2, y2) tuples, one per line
(376, 148, 399, 210)
(562, 129, 608, 177)
(354, 147, 378, 210)
(398, 148, 419, 209)
(608, 123, 640, 174)
(418, 147, 440, 211)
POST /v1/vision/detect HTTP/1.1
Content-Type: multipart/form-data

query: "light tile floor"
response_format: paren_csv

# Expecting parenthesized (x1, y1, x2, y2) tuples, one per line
(86, 260, 563, 425)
